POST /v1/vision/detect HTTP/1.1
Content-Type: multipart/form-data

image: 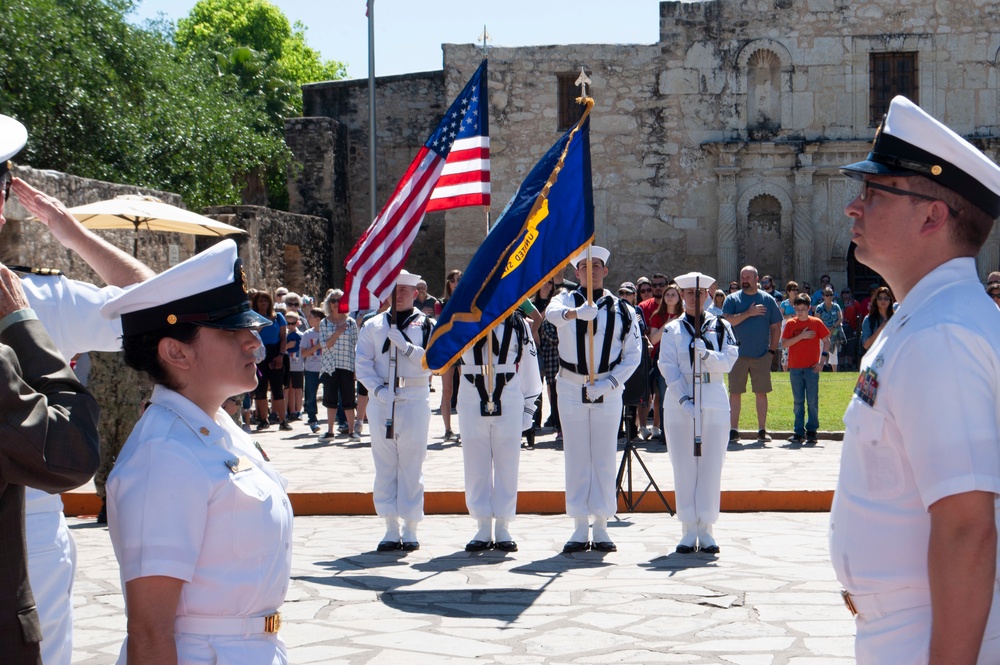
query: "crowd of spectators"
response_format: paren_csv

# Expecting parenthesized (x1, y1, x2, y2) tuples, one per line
(243, 261, 1000, 447)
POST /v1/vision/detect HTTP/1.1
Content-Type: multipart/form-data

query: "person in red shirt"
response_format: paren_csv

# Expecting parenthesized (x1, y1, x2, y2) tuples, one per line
(638, 278, 681, 440)
(779, 294, 830, 444)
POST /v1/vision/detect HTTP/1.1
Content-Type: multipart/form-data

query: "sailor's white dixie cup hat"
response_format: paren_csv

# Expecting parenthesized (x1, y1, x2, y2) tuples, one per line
(396, 269, 422, 287)
(841, 95, 1000, 218)
(0, 115, 27, 163)
(570, 245, 610, 268)
(101, 239, 270, 335)
(674, 272, 716, 290)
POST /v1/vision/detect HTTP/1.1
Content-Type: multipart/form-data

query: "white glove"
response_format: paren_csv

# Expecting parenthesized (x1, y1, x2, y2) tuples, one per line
(522, 410, 535, 432)
(374, 384, 393, 406)
(693, 339, 708, 359)
(586, 379, 614, 401)
(576, 303, 599, 321)
(681, 400, 697, 420)
(386, 328, 408, 350)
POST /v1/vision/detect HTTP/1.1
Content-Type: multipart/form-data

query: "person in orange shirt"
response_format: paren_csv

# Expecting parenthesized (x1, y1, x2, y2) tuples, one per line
(779, 293, 830, 445)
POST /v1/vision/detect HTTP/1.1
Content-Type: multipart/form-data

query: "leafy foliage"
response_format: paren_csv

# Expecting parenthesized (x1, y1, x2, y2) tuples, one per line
(0, 0, 344, 210)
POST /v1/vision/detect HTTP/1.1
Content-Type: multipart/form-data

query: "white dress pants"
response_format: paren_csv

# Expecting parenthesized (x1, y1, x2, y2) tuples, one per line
(26, 508, 75, 665)
(457, 390, 521, 519)
(557, 376, 622, 519)
(663, 404, 728, 524)
(367, 389, 430, 522)
(855, 590, 1000, 664)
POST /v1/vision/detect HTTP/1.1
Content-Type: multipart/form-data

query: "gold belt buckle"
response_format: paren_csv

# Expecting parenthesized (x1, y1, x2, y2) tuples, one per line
(841, 590, 858, 616)
(263, 612, 282, 633)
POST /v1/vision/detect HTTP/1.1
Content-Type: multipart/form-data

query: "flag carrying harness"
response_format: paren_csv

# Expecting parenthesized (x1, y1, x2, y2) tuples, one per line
(559, 290, 633, 375)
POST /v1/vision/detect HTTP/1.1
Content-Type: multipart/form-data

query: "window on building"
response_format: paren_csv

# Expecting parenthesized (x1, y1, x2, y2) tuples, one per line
(557, 72, 589, 131)
(870, 52, 917, 125)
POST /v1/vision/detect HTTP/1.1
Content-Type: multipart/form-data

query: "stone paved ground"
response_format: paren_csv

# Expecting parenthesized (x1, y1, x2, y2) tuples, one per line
(69, 512, 853, 664)
(66, 377, 855, 663)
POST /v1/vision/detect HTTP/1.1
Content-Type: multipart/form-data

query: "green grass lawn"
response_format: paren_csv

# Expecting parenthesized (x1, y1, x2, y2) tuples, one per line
(727, 371, 857, 432)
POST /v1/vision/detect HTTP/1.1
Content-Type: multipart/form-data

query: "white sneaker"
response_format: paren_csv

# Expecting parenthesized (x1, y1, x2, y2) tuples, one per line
(639, 426, 651, 440)
(650, 426, 662, 439)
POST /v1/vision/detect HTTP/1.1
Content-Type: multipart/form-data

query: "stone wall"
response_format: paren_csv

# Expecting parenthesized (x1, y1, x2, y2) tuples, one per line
(289, 0, 1000, 294)
(285, 117, 353, 288)
(203, 205, 332, 300)
(301, 71, 451, 295)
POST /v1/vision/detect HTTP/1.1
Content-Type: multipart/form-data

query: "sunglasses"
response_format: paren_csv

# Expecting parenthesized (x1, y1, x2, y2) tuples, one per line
(650, 282, 667, 288)
(990, 293, 1000, 300)
(860, 180, 958, 216)
(618, 290, 633, 296)
(639, 286, 652, 291)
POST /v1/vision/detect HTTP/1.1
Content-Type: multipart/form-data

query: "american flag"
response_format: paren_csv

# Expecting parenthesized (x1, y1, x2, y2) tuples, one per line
(341, 60, 490, 312)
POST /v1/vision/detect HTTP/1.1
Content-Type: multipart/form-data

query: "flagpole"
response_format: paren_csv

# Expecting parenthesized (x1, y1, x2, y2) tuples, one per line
(367, 0, 377, 220)
(586, 246, 595, 385)
(483, 205, 497, 412)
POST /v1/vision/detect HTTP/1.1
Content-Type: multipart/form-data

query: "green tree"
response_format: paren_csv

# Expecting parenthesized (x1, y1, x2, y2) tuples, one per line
(0, 0, 290, 209)
(175, 0, 347, 206)
(176, 0, 347, 110)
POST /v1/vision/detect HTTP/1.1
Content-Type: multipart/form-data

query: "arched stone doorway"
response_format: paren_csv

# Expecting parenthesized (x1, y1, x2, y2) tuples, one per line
(739, 194, 785, 281)
(846, 243, 883, 294)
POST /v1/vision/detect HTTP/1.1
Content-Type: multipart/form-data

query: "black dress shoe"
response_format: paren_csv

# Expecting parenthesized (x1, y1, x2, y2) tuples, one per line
(494, 540, 518, 552)
(400, 541, 420, 551)
(562, 540, 588, 553)
(592, 541, 617, 552)
(675, 544, 696, 554)
(376, 540, 400, 552)
(700, 544, 721, 554)
(465, 539, 492, 552)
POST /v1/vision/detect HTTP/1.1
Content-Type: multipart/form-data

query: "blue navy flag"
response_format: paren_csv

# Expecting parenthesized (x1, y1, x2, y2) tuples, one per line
(423, 104, 595, 372)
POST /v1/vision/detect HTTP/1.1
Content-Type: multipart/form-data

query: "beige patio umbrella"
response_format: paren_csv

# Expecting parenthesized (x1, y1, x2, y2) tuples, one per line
(67, 194, 245, 256)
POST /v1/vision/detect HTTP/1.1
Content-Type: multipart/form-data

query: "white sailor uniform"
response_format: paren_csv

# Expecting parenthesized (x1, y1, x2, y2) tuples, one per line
(355, 309, 434, 543)
(658, 313, 738, 549)
(545, 288, 642, 545)
(108, 385, 293, 665)
(830, 258, 1000, 664)
(456, 313, 543, 548)
(21, 270, 125, 665)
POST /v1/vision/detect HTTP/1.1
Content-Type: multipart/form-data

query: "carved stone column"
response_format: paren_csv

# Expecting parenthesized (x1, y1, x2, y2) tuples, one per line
(793, 167, 816, 283)
(716, 171, 738, 283)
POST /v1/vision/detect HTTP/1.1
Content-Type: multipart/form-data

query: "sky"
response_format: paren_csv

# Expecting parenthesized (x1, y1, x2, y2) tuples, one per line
(128, 0, 662, 80)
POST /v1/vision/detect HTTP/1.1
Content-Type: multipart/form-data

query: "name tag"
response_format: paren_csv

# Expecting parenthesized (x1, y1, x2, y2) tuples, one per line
(226, 456, 254, 474)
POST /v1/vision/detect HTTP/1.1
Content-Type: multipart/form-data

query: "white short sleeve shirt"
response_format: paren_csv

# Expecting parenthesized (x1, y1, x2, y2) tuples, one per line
(830, 258, 1000, 595)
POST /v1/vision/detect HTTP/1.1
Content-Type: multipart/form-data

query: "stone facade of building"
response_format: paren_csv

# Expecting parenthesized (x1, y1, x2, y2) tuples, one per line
(295, 0, 1000, 293)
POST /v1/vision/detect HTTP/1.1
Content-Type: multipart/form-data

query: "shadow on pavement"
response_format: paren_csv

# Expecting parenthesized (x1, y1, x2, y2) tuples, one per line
(639, 552, 721, 575)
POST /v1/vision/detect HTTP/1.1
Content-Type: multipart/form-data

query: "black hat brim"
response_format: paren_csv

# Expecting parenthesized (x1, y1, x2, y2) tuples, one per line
(197, 309, 272, 331)
(840, 158, 919, 180)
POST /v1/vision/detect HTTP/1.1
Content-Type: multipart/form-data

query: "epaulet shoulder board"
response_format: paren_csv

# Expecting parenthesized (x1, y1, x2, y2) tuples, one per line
(8, 266, 63, 276)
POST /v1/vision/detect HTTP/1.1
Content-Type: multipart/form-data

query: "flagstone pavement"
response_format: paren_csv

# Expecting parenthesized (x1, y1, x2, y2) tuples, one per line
(66, 379, 855, 663)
